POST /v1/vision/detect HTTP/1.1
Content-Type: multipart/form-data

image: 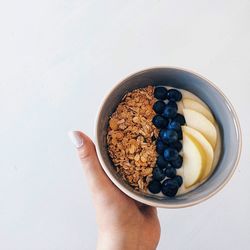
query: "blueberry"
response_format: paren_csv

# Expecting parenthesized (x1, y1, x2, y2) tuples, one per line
(168, 121, 181, 131)
(153, 101, 166, 114)
(162, 105, 177, 118)
(172, 114, 186, 125)
(154, 87, 168, 100)
(153, 167, 165, 181)
(177, 130, 183, 140)
(161, 179, 179, 197)
(160, 129, 178, 144)
(166, 101, 178, 109)
(173, 175, 183, 187)
(152, 115, 168, 129)
(156, 155, 169, 169)
(167, 89, 182, 101)
(164, 148, 179, 161)
(169, 141, 182, 152)
(164, 167, 176, 178)
(156, 140, 167, 155)
(148, 180, 162, 194)
(171, 155, 183, 169)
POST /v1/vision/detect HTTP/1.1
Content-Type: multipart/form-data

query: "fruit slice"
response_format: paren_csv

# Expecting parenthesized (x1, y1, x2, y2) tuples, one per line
(182, 126, 214, 180)
(181, 89, 208, 107)
(183, 99, 214, 123)
(182, 131, 206, 187)
(177, 100, 184, 114)
(183, 109, 217, 148)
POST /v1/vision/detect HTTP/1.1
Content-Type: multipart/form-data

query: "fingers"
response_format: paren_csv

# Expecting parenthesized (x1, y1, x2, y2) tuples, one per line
(68, 131, 112, 194)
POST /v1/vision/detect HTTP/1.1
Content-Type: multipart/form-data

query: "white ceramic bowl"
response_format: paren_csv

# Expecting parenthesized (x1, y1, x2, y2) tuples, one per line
(95, 67, 242, 208)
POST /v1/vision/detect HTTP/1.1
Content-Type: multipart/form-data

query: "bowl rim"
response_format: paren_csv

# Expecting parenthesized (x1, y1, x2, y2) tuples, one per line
(94, 66, 242, 208)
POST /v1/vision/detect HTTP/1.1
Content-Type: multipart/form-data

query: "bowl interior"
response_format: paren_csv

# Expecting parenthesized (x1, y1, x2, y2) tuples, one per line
(96, 68, 241, 208)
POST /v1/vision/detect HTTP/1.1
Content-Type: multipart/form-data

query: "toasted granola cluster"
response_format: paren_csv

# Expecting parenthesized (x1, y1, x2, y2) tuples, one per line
(107, 86, 158, 191)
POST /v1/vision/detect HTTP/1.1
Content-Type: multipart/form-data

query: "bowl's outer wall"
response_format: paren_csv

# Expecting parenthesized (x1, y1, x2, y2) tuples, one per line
(96, 68, 241, 207)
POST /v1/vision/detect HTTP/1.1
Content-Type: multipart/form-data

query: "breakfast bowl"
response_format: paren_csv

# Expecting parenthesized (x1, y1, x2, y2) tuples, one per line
(95, 67, 241, 208)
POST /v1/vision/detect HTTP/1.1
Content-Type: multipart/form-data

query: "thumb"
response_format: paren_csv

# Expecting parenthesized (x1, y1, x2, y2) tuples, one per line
(68, 131, 112, 194)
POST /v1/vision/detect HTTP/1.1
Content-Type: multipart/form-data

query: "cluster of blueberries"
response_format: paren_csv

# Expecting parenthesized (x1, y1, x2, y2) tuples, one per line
(148, 87, 186, 197)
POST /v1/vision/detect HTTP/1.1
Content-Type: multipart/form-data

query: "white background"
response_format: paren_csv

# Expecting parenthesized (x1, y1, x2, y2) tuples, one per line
(0, 1, 250, 249)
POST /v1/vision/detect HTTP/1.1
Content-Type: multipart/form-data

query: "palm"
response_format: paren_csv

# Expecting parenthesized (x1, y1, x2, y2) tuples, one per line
(95, 182, 160, 249)
(70, 132, 161, 250)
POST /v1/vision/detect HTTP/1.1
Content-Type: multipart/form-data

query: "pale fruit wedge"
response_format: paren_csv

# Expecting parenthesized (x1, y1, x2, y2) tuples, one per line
(177, 100, 184, 114)
(181, 89, 208, 107)
(183, 109, 217, 148)
(183, 99, 215, 123)
(182, 126, 214, 180)
(182, 131, 206, 188)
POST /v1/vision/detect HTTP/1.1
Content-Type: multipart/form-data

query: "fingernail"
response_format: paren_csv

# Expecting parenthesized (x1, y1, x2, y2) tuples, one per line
(68, 131, 84, 148)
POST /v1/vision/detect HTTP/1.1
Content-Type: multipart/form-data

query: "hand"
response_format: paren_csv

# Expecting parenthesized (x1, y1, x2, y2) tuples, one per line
(69, 131, 160, 250)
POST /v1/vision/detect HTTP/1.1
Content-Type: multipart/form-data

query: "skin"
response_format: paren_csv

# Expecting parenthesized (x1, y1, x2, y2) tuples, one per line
(72, 131, 161, 250)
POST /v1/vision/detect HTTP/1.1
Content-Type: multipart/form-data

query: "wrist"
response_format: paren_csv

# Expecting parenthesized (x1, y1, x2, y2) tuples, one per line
(97, 230, 137, 250)
(97, 230, 156, 250)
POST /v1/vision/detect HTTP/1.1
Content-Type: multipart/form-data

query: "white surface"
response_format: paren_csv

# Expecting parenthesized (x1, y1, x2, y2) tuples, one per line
(0, 1, 249, 249)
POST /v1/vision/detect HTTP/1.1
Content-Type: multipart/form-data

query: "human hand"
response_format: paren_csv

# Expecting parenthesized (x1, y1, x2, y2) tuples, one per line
(69, 131, 160, 250)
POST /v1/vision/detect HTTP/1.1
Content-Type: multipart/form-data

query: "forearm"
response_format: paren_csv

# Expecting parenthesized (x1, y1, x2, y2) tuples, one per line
(97, 231, 157, 250)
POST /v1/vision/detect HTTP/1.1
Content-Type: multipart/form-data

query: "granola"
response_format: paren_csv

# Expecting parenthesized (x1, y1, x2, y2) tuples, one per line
(107, 86, 158, 191)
